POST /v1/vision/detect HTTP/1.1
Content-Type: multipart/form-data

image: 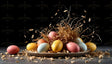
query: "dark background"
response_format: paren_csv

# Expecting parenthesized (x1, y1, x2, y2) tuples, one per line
(0, 0, 112, 46)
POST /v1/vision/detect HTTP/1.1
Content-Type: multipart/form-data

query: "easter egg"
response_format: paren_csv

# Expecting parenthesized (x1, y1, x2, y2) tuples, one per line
(51, 40, 63, 52)
(75, 37, 87, 51)
(48, 31, 57, 40)
(7, 45, 20, 54)
(66, 42, 80, 52)
(26, 43, 38, 51)
(37, 39, 47, 46)
(37, 43, 49, 53)
(86, 42, 97, 52)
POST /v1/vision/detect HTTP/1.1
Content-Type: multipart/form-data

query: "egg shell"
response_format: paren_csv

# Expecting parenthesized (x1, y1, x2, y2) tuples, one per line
(37, 43, 49, 53)
(51, 40, 63, 52)
(26, 43, 38, 51)
(75, 37, 87, 51)
(37, 39, 47, 46)
(66, 42, 80, 52)
(86, 42, 97, 52)
(48, 31, 57, 40)
(7, 45, 20, 54)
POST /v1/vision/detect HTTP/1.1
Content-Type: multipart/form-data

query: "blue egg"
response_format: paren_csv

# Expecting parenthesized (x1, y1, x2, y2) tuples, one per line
(75, 37, 87, 51)
(37, 43, 49, 53)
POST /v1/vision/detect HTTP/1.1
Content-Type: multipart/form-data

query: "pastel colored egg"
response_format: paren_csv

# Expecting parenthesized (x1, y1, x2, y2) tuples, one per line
(48, 31, 57, 40)
(86, 42, 97, 52)
(37, 43, 49, 53)
(26, 43, 38, 51)
(37, 39, 47, 46)
(75, 37, 87, 51)
(51, 40, 63, 52)
(66, 42, 80, 52)
(7, 45, 20, 54)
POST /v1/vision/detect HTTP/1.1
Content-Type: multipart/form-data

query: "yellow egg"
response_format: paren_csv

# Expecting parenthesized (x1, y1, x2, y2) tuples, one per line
(51, 40, 63, 52)
(26, 43, 38, 51)
(86, 42, 97, 52)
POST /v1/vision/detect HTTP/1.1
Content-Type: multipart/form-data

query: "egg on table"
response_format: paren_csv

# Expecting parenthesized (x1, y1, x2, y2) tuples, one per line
(51, 40, 63, 52)
(75, 37, 87, 51)
(66, 42, 80, 52)
(37, 43, 50, 53)
(26, 43, 38, 51)
(7, 45, 20, 54)
(86, 42, 97, 52)
(37, 39, 47, 46)
(48, 31, 57, 40)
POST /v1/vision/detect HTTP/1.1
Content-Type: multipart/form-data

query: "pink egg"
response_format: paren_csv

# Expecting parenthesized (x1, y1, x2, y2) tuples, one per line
(66, 42, 80, 52)
(48, 31, 57, 40)
(7, 45, 20, 54)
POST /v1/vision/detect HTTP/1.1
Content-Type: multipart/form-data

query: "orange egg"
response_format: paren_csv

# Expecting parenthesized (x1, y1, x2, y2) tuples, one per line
(37, 39, 47, 46)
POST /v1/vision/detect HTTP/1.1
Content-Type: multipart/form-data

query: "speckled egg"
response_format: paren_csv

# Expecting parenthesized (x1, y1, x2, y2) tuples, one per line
(37, 39, 47, 46)
(75, 37, 87, 51)
(66, 42, 80, 52)
(26, 43, 38, 51)
(7, 45, 20, 54)
(48, 31, 57, 40)
(37, 43, 49, 53)
(86, 42, 97, 52)
(51, 40, 63, 52)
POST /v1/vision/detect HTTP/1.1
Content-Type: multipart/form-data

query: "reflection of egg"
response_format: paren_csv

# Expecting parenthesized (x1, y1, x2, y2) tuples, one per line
(37, 39, 47, 46)
(86, 42, 97, 52)
(7, 45, 20, 54)
(75, 37, 87, 51)
(66, 42, 80, 52)
(48, 31, 57, 40)
(26, 43, 38, 51)
(37, 43, 49, 53)
(51, 40, 63, 52)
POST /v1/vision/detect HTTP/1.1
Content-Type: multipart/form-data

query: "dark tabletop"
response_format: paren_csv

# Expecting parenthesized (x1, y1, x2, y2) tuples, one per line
(0, 46, 112, 64)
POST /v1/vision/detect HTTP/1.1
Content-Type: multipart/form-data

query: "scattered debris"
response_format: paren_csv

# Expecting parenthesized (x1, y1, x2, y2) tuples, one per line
(85, 60, 89, 63)
(98, 60, 102, 63)
(71, 60, 75, 64)
(33, 60, 38, 63)
(16, 60, 19, 63)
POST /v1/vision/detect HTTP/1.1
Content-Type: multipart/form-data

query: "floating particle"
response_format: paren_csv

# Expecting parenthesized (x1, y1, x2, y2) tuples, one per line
(51, 16, 53, 19)
(35, 30, 38, 33)
(29, 29, 34, 31)
(83, 20, 86, 23)
(24, 35, 26, 38)
(64, 10, 68, 12)
(81, 15, 86, 18)
(31, 35, 34, 38)
(55, 13, 58, 16)
(84, 10, 87, 13)
(88, 18, 91, 22)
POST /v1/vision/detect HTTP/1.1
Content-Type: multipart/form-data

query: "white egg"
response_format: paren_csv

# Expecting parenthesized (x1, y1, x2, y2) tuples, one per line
(75, 37, 87, 51)
(37, 43, 49, 53)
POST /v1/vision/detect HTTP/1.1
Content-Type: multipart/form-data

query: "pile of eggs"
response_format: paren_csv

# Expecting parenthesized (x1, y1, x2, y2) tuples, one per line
(6, 31, 97, 55)
(26, 31, 97, 53)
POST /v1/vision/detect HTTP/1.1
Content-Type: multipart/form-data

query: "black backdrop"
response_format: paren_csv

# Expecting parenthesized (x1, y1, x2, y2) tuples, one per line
(0, 0, 112, 46)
